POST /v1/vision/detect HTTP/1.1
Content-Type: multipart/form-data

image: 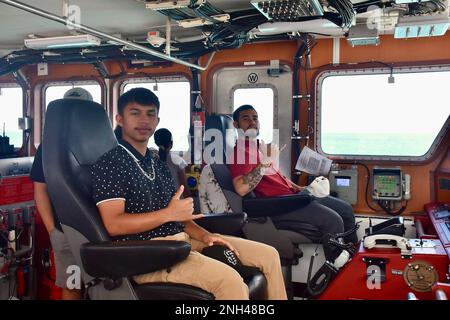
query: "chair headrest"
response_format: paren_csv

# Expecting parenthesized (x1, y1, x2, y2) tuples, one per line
(204, 114, 236, 164)
(205, 114, 234, 133)
(42, 98, 117, 242)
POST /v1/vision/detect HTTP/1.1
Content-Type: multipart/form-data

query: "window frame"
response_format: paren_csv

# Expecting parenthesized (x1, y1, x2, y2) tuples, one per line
(120, 76, 192, 152)
(42, 80, 103, 124)
(120, 75, 191, 94)
(230, 83, 278, 143)
(316, 64, 450, 162)
(43, 80, 103, 105)
(0, 83, 24, 150)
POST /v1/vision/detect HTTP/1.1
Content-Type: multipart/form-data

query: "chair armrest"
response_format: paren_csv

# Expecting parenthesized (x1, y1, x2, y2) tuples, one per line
(80, 240, 191, 278)
(242, 194, 313, 218)
(195, 212, 247, 235)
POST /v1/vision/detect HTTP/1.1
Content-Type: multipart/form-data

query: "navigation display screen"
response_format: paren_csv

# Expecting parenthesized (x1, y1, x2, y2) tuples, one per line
(336, 176, 351, 187)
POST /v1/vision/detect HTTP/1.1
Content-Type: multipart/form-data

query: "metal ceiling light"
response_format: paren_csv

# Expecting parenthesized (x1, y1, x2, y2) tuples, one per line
(177, 14, 229, 28)
(393, 0, 450, 38)
(143, 0, 202, 11)
(251, 0, 324, 21)
(394, 16, 450, 38)
(24, 34, 101, 49)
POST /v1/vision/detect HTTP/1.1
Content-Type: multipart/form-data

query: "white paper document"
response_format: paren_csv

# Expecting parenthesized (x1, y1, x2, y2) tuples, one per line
(295, 146, 332, 176)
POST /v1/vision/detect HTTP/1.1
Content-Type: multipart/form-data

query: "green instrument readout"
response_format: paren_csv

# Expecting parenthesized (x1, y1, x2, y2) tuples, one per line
(372, 168, 402, 200)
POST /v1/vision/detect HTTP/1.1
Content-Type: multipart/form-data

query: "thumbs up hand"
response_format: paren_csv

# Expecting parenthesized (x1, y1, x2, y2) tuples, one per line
(167, 186, 203, 222)
(172, 185, 185, 201)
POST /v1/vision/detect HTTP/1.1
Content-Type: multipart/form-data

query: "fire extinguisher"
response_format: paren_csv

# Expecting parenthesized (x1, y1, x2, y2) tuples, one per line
(16, 266, 25, 298)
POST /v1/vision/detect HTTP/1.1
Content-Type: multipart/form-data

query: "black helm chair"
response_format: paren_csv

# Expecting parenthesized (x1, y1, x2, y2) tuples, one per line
(203, 114, 324, 298)
(41, 99, 266, 299)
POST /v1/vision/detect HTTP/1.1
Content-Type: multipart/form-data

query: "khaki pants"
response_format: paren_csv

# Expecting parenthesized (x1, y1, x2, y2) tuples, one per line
(133, 232, 287, 300)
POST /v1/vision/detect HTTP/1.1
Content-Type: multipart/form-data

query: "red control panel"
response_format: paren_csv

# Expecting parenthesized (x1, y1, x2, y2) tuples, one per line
(425, 202, 450, 254)
(1, 157, 61, 300)
(0, 176, 34, 205)
(319, 239, 449, 300)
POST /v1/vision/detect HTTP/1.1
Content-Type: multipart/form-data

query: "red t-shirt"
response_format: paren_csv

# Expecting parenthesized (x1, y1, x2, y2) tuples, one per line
(228, 139, 297, 198)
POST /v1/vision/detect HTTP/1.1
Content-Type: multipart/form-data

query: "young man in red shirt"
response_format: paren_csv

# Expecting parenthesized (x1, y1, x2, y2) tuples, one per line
(228, 105, 357, 244)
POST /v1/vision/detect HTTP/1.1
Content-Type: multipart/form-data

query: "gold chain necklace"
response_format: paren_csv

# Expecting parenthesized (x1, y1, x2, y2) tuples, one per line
(119, 144, 155, 181)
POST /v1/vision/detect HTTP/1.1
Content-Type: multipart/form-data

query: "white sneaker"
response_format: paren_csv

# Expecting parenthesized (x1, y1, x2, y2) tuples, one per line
(333, 250, 350, 269)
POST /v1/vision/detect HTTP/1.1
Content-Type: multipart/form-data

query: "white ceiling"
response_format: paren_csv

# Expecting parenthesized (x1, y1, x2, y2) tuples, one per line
(1, 0, 441, 57)
(0, 0, 254, 47)
(0, 0, 376, 45)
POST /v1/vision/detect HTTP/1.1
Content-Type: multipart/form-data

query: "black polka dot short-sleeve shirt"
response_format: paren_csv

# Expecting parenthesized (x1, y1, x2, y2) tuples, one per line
(91, 140, 184, 241)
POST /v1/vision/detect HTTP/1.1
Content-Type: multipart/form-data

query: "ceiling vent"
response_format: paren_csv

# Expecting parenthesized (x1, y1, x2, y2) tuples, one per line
(251, 0, 324, 21)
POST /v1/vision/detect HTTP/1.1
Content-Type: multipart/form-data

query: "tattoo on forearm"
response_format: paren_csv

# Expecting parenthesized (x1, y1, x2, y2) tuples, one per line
(241, 165, 264, 192)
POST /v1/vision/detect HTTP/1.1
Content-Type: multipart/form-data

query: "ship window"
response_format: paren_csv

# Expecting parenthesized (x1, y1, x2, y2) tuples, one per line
(45, 83, 102, 108)
(0, 86, 23, 149)
(318, 69, 450, 161)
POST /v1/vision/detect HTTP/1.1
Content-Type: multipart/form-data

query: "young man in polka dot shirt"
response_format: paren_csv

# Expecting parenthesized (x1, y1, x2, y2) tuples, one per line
(91, 88, 287, 300)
